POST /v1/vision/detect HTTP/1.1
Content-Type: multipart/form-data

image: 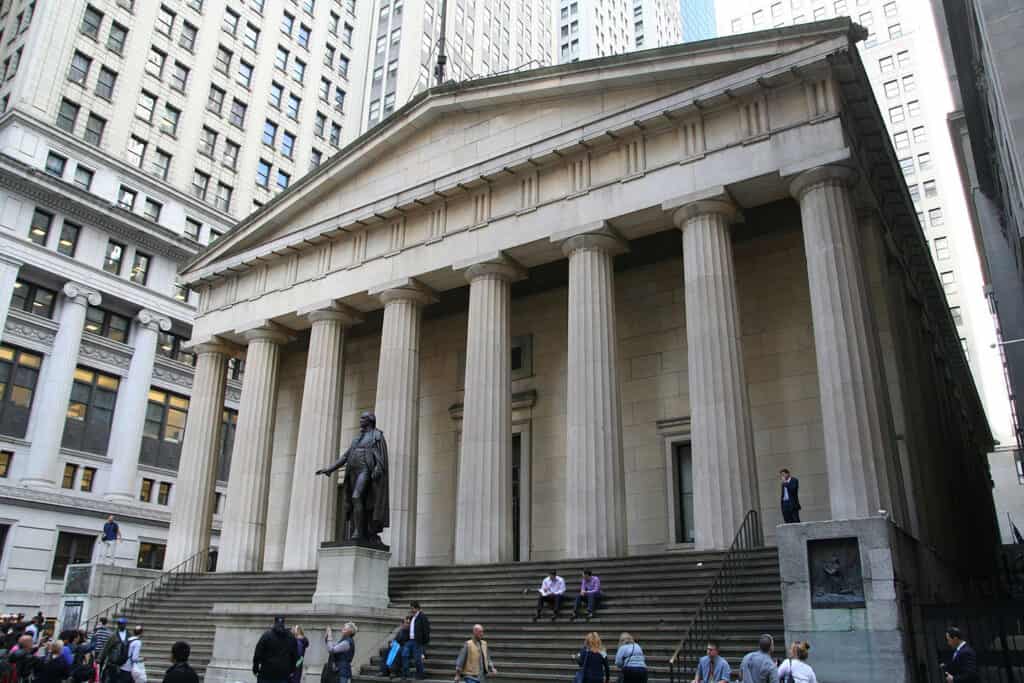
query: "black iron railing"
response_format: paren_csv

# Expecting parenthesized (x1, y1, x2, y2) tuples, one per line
(668, 510, 764, 683)
(83, 546, 212, 632)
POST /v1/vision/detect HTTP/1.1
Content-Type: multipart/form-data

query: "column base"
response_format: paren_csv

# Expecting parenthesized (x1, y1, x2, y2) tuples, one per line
(312, 544, 390, 609)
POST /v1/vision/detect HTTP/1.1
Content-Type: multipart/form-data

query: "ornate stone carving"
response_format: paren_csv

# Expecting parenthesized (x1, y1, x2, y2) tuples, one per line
(808, 537, 866, 608)
(152, 359, 195, 389)
(4, 312, 57, 347)
(79, 338, 131, 370)
(62, 282, 102, 307)
(137, 309, 173, 332)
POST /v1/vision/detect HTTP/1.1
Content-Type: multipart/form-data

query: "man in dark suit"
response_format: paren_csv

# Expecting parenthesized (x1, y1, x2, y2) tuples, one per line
(945, 627, 979, 683)
(780, 469, 801, 523)
(401, 601, 430, 681)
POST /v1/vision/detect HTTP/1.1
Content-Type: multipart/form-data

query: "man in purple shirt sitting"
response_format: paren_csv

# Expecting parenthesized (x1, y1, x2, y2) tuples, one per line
(569, 569, 602, 622)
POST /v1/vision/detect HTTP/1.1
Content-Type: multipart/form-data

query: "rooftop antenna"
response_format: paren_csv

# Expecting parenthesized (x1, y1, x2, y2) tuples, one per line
(434, 0, 448, 85)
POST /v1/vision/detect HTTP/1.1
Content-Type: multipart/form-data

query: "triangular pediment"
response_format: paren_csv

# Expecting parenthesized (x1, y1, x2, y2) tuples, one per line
(182, 19, 860, 281)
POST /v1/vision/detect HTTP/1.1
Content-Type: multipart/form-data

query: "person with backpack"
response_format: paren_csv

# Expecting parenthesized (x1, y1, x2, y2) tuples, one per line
(120, 627, 143, 683)
(573, 632, 610, 683)
(100, 619, 131, 683)
(253, 617, 297, 683)
(777, 642, 816, 683)
(90, 619, 112, 655)
(325, 623, 357, 683)
(614, 633, 647, 683)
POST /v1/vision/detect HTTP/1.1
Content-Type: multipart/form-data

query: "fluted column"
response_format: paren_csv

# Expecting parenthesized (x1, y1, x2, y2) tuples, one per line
(672, 200, 759, 550)
(21, 282, 101, 489)
(105, 310, 172, 503)
(791, 165, 892, 519)
(218, 323, 290, 572)
(454, 256, 525, 564)
(282, 302, 362, 570)
(0, 254, 22, 342)
(372, 281, 436, 567)
(561, 231, 628, 559)
(165, 339, 232, 567)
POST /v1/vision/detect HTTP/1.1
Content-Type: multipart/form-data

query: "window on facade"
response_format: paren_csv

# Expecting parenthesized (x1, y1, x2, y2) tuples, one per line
(888, 23, 902, 39)
(127, 135, 147, 169)
(215, 182, 232, 212)
(95, 67, 116, 100)
(157, 481, 172, 505)
(908, 183, 920, 203)
(902, 73, 916, 92)
(897, 49, 910, 69)
(136, 92, 156, 123)
(889, 105, 904, 124)
(68, 51, 91, 85)
(229, 99, 246, 128)
(297, 24, 311, 49)
(243, 22, 260, 50)
(237, 59, 254, 88)
(934, 236, 950, 260)
(912, 126, 926, 144)
(883, 0, 897, 16)
(262, 119, 277, 146)
(923, 179, 937, 198)
(893, 130, 910, 153)
(137, 542, 165, 569)
(275, 45, 289, 70)
(281, 11, 295, 35)
(217, 408, 238, 481)
(80, 466, 96, 491)
(145, 47, 166, 79)
(51, 532, 95, 580)
(130, 251, 151, 284)
(191, 169, 210, 200)
(61, 463, 79, 489)
(673, 443, 694, 543)
(45, 152, 67, 177)
(29, 208, 52, 246)
(141, 389, 189, 471)
(879, 55, 894, 74)
(342, 23, 353, 46)
(107, 21, 127, 54)
(56, 98, 79, 133)
(180, 21, 197, 51)
(184, 218, 202, 242)
(338, 55, 349, 78)
(80, 5, 103, 39)
(0, 345, 42, 438)
(223, 140, 240, 169)
(161, 105, 180, 137)
(280, 131, 295, 159)
(918, 152, 932, 171)
(222, 7, 239, 35)
(940, 269, 956, 294)
(156, 5, 175, 36)
(950, 306, 963, 326)
(292, 57, 305, 83)
(269, 81, 284, 109)
(883, 80, 899, 98)
(329, 122, 340, 146)
(58, 221, 81, 257)
(256, 159, 271, 187)
(140, 478, 153, 502)
(898, 156, 915, 176)
(0, 451, 11, 477)
(276, 170, 290, 190)
(199, 127, 217, 158)
(207, 85, 225, 115)
(102, 240, 125, 274)
(170, 62, 189, 92)
(286, 94, 300, 120)
(215, 45, 232, 74)
(319, 78, 330, 101)
(63, 367, 120, 454)
(158, 331, 194, 365)
(117, 186, 136, 212)
(84, 113, 105, 146)
(11, 280, 56, 318)
(310, 148, 322, 169)
(143, 197, 162, 222)
(334, 87, 345, 110)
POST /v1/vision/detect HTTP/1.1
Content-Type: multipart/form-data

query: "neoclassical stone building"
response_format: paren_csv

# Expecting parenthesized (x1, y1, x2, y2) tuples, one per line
(169, 20, 998, 572)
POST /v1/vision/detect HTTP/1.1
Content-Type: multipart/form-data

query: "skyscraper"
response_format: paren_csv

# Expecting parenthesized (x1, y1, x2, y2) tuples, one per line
(555, 0, 681, 63)
(680, 0, 716, 41)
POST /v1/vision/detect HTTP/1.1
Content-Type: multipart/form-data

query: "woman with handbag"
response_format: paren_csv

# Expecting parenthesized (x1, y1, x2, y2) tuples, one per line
(777, 642, 817, 683)
(573, 632, 609, 683)
(613, 634, 647, 683)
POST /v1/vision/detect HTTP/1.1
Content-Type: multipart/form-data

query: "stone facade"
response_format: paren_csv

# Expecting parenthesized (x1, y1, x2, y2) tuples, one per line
(173, 22, 998, 571)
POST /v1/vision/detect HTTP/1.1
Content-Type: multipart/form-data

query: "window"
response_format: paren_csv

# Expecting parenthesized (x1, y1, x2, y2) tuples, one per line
(84, 306, 129, 343)
(170, 62, 189, 92)
(157, 331, 194, 365)
(367, 100, 379, 124)
(95, 66, 116, 100)
(243, 23, 260, 50)
(229, 99, 247, 128)
(0, 345, 42, 438)
(338, 55, 349, 78)
(262, 119, 277, 146)
(215, 182, 232, 212)
(0, 451, 11, 477)
(883, 80, 899, 98)
(140, 478, 153, 502)
(334, 87, 345, 111)
(897, 50, 910, 69)
(215, 45, 232, 74)
(879, 55, 894, 74)
(57, 98, 79, 132)
(61, 463, 79, 489)
(884, 0, 897, 16)
(902, 73, 916, 92)
(45, 152, 67, 177)
(256, 159, 271, 187)
(28, 209, 52, 246)
(673, 443, 694, 543)
(324, 45, 335, 68)
(209, 228, 224, 244)
(145, 47, 166, 79)
(342, 23, 353, 46)
(237, 60, 254, 88)
(137, 542, 165, 569)
(329, 122, 340, 146)
(899, 156, 915, 176)
(143, 197, 162, 222)
(199, 127, 217, 158)
(156, 5, 175, 36)
(280, 131, 295, 158)
(63, 367, 120, 454)
(298, 24, 311, 49)
(889, 105, 904, 124)
(923, 179, 937, 198)
(893, 130, 910, 153)
(950, 306, 963, 326)
(127, 135, 147, 168)
(103, 240, 125, 274)
(908, 183, 920, 203)
(136, 91, 156, 123)
(185, 217, 202, 241)
(73, 165, 94, 191)
(80, 466, 96, 492)
(10, 280, 56, 318)
(888, 23, 902, 39)
(940, 269, 956, 294)
(191, 169, 210, 200)
(934, 236, 950, 260)
(223, 140, 240, 169)
(130, 251, 151, 284)
(107, 21, 127, 54)
(51, 532, 95, 581)
(173, 285, 190, 303)
(310, 148, 322, 169)
(269, 81, 284, 109)
(157, 481, 171, 505)
(68, 51, 91, 85)
(187, 0, 203, 9)
(141, 389, 189, 470)
(84, 113, 105, 146)
(275, 45, 289, 70)
(912, 126, 927, 144)
(276, 170, 290, 190)
(918, 152, 932, 171)
(319, 78, 330, 101)
(81, 5, 103, 39)
(292, 57, 306, 83)
(222, 7, 239, 36)
(216, 407, 238, 481)
(117, 186, 136, 212)
(281, 12, 294, 35)
(906, 100, 921, 118)
(57, 221, 81, 257)
(286, 94, 300, 120)
(207, 85, 225, 115)
(179, 21, 197, 51)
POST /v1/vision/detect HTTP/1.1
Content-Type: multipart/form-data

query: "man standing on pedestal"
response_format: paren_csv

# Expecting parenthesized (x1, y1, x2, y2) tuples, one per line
(780, 470, 801, 524)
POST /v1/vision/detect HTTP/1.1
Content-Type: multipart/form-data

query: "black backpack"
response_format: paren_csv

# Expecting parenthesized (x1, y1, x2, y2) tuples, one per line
(104, 637, 130, 668)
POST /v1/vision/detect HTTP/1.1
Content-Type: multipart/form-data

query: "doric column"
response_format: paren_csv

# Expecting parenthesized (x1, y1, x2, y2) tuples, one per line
(21, 282, 101, 489)
(165, 338, 232, 567)
(218, 323, 291, 572)
(454, 256, 525, 565)
(560, 229, 629, 559)
(105, 310, 172, 503)
(0, 254, 22, 341)
(371, 279, 436, 567)
(282, 302, 362, 570)
(790, 165, 893, 519)
(670, 199, 759, 549)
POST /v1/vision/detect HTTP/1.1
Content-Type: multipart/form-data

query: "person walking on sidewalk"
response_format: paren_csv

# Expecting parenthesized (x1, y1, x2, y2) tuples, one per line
(454, 625, 497, 683)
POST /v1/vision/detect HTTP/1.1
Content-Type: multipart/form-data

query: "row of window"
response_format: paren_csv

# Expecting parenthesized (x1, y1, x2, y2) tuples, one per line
(893, 125, 927, 153)
(56, 98, 106, 148)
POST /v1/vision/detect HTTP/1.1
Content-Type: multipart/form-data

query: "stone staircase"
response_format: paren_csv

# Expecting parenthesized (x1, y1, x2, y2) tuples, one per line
(118, 570, 318, 680)
(361, 548, 783, 682)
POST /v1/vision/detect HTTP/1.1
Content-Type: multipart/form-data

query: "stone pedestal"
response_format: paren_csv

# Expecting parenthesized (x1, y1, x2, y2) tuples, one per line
(312, 544, 391, 609)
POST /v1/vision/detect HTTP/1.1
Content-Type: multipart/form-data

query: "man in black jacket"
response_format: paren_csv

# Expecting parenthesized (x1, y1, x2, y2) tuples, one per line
(401, 602, 430, 681)
(162, 641, 199, 683)
(945, 627, 979, 683)
(253, 617, 298, 683)
(780, 469, 801, 523)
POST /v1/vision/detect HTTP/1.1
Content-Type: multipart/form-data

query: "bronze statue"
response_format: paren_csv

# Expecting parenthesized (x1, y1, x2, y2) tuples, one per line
(316, 412, 390, 547)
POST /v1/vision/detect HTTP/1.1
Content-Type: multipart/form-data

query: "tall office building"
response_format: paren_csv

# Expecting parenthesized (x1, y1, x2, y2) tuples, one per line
(717, 0, 1015, 465)
(358, 0, 556, 128)
(680, 0, 716, 41)
(0, 0, 372, 617)
(555, 0, 681, 63)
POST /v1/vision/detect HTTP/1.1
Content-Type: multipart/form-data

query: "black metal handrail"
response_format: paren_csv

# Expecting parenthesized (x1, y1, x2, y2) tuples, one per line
(83, 546, 213, 632)
(668, 510, 764, 683)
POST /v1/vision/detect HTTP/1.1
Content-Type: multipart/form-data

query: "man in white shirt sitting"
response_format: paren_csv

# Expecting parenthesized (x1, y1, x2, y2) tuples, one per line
(532, 570, 566, 622)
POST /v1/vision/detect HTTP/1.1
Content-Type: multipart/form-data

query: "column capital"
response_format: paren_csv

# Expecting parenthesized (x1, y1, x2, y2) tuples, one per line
(789, 164, 858, 201)
(62, 282, 101, 307)
(454, 252, 527, 283)
(187, 335, 242, 357)
(369, 278, 438, 307)
(137, 309, 173, 332)
(235, 320, 293, 345)
(552, 222, 629, 257)
(670, 199, 742, 228)
(298, 300, 364, 326)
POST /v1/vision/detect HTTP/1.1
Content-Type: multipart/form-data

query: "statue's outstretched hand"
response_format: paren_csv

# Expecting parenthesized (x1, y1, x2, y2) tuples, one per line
(315, 467, 329, 476)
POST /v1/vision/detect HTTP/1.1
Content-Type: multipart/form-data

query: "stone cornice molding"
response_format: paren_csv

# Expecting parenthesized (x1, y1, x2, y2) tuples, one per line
(137, 309, 173, 332)
(152, 356, 195, 389)
(297, 300, 364, 326)
(80, 333, 132, 372)
(4, 309, 57, 350)
(370, 278, 439, 307)
(454, 252, 528, 283)
(0, 252, 22, 267)
(788, 164, 858, 200)
(0, 482, 172, 526)
(63, 281, 102, 307)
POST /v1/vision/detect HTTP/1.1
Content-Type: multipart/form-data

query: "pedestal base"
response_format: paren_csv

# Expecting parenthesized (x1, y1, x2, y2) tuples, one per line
(312, 544, 391, 608)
